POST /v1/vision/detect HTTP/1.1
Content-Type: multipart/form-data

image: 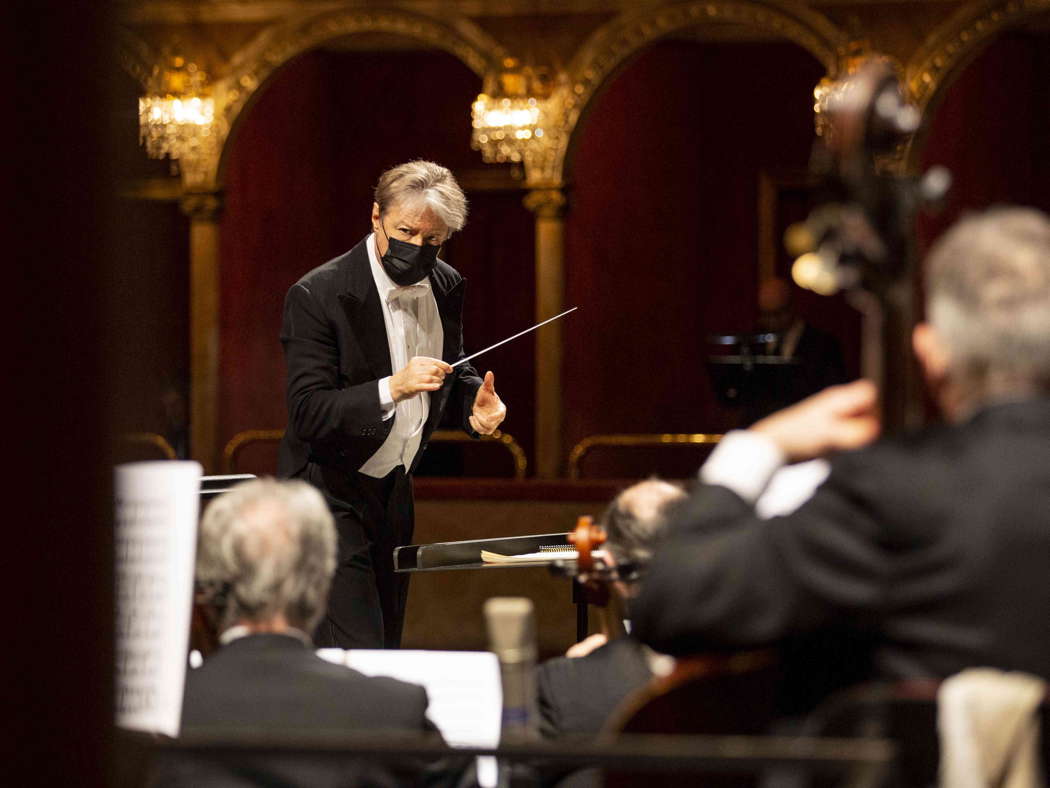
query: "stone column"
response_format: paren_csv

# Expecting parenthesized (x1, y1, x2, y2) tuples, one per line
(523, 188, 567, 478)
(180, 190, 223, 473)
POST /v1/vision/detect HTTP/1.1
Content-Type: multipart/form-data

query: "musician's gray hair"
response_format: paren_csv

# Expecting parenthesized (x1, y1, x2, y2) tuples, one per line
(197, 478, 336, 633)
(374, 159, 468, 232)
(926, 206, 1050, 403)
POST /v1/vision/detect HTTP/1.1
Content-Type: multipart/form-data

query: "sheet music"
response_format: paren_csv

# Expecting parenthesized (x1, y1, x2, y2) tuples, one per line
(115, 461, 202, 737)
(318, 649, 502, 787)
(481, 549, 605, 564)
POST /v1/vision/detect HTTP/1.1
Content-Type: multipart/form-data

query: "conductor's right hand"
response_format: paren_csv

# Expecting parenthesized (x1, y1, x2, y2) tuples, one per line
(390, 356, 453, 402)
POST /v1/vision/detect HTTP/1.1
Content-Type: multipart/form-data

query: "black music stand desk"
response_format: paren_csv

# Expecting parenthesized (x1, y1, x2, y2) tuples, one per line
(394, 532, 592, 641)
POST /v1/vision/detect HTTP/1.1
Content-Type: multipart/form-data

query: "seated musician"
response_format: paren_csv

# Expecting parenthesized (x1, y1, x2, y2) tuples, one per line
(166, 478, 455, 786)
(632, 206, 1050, 705)
(536, 478, 686, 738)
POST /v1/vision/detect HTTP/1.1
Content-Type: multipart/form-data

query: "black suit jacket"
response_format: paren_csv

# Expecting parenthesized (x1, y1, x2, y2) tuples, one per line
(278, 237, 482, 480)
(536, 637, 653, 739)
(181, 634, 438, 732)
(633, 399, 1050, 689)
(159, 634, 457, 787)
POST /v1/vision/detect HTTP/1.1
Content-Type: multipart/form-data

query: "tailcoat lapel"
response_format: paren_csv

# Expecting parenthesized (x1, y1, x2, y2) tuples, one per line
(431, 271, 466, 365)
(337, 242, 392, 381)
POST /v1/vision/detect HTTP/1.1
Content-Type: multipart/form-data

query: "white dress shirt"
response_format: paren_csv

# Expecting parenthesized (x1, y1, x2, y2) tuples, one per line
(358, 233, 443, 478)
(700, 430, 830, 518)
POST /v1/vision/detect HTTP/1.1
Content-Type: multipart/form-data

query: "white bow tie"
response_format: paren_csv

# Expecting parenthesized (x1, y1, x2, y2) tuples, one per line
(387, 284, 429, 307)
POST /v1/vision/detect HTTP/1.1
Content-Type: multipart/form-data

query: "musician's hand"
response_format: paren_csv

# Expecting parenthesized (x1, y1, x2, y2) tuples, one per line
(390, 356, 453, 402)
(566, 633, 608, 659)
(469, 371, 506, 435)
(751, 379, 880, 462)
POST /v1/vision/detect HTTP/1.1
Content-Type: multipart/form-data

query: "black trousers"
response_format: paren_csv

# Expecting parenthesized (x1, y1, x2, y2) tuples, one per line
(305, 462, 414, 649)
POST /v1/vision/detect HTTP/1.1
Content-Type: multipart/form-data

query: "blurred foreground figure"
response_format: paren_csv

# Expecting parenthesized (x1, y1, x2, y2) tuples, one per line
(164, 478, 451, 787)
(537, 479, 686, 739)
(634, 207, 1050, 698)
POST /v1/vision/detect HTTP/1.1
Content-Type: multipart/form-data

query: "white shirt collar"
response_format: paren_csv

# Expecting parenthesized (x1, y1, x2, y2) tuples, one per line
(219, 624, 313, 647)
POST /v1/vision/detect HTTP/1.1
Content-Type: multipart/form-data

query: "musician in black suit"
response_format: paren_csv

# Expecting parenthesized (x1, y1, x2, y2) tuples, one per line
(743, 276, 847, 424)
(169, 478, 454, 787)
(634, 207, 1050, 699)
(537, 479, 686, 738)
(278, 160, 506, 649)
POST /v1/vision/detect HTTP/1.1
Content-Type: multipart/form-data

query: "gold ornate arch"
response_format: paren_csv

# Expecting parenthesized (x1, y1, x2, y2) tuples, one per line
(214, 7, 507, 185)
(904, 0, 1050, 169)
(534, 0, 846, 187)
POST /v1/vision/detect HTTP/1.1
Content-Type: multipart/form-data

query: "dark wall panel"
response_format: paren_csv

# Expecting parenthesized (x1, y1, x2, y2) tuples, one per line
(563, 40, 827, 464)
(917, 30, 1050, 257)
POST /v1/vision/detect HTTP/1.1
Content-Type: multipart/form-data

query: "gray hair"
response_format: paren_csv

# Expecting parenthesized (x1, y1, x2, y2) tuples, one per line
(196, 478, 336, 632)
(374, 160, 468, 233)
(601, 479, 686, 568)
(926, 206, 1050, 403)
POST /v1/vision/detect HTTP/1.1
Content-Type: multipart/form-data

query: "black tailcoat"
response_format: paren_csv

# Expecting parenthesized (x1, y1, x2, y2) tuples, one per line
(277, 237, 482, 648)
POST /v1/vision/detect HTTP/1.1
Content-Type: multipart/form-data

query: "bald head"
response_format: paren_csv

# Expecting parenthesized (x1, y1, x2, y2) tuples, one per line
(602, 479, 686, 569)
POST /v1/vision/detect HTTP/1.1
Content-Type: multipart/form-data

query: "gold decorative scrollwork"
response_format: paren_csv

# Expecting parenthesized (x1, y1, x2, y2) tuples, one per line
(523, 188, 567, 219)
(180, 190, 223, 221)
(536, 1, 847, 187)
(217, 7, 507, 181)
(903, 0, 1050, 168)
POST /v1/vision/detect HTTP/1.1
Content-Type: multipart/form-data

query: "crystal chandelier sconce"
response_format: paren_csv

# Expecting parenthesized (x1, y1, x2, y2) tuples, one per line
(471, 57, 550, 164)
(139, 54, 215, 162)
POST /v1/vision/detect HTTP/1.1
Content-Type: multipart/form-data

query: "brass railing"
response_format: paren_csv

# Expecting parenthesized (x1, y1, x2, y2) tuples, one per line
(222, 428, 527, 480)
(121, 432, 177, 460)
(567, 433, 723, 480)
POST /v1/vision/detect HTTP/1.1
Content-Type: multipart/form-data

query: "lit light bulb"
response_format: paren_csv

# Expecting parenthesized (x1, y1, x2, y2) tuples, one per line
(792, 252, 840, 295)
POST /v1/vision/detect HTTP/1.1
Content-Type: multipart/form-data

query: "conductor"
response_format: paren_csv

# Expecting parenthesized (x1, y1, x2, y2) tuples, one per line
(278, 160, 506, 649)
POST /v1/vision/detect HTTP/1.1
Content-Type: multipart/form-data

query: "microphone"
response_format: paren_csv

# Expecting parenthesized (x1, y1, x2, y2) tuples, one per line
(484, 597, 539, 742)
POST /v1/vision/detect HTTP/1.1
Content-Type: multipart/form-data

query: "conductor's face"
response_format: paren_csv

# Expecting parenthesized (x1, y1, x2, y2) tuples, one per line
(371, 200, 449, 258)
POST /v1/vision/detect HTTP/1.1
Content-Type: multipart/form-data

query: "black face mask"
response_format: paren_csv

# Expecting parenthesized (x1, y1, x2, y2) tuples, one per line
(378, 229, 440, 286)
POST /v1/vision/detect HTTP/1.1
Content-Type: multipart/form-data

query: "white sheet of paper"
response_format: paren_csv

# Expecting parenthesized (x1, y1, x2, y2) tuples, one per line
(114, 461, 202, 737)
(318, 648, 502, 787)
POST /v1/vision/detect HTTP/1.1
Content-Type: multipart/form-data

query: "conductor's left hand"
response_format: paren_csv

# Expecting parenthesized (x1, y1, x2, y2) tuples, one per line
(470, 371, 506, 436)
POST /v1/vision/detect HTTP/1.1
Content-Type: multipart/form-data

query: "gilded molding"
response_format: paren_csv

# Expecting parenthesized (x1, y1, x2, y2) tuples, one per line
(906, 0, 1050, 111)
(903, 0, 1049, 168)
(523, 188, 567, 218)
(180, 190, 224, 220)
(535, 1, 847, 187)
(217, 7, 506, 178)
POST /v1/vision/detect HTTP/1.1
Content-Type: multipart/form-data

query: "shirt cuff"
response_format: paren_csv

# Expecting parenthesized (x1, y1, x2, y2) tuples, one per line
(700, 430, 786, 505)
(378, 377, 395, 421)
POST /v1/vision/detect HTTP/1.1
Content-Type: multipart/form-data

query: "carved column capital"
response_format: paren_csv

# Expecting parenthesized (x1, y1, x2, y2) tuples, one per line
(523, 188, 566, 219)
(179, 190, 224, 221)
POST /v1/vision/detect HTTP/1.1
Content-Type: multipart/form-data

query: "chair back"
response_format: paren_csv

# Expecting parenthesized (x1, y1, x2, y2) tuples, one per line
(803, 679, 1050, 788)
(600, 649, 779, 788)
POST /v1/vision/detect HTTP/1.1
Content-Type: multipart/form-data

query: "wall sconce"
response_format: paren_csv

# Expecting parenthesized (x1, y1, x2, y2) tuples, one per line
(471, 57, 553, 165)
(138, 54, 215, 163)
